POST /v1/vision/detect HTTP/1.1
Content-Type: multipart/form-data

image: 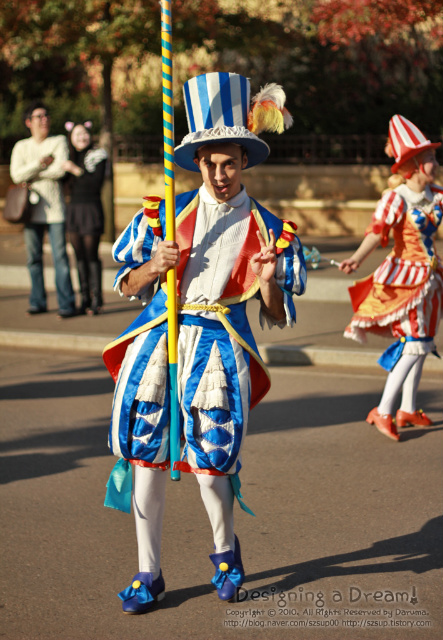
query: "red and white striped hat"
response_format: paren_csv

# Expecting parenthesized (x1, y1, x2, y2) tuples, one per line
(388, 114, 440, 173)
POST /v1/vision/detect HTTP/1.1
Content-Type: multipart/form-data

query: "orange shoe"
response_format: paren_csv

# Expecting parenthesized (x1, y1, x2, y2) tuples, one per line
(396, 409, 433, 428)
(366, 408, 400, 442)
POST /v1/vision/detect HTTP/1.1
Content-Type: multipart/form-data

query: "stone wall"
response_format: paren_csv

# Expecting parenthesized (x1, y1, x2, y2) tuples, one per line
(2, 162, 440, 238)
(112, 162, 391, 236)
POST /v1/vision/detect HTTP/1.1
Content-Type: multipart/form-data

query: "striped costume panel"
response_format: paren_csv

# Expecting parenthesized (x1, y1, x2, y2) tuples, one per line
(184, 72, 249, 133)
(108, 319, 251, 475)
(260, 235, 307, 328)
(373, 256, 430, 287)
(110, 325, 171, 462)
(389, 115, 429, 155)
(369, 190, 407, 246)
(112, 208, 162, 303)
(276, 233, 307, 297)
(391, 274, 443, 339)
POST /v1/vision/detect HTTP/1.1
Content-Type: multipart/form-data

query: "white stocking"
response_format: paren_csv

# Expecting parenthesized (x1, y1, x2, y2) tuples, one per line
(400, 354, 426, 413)
(133, 466, 167, 578)
(378, 354, 421, 416)
(196, 474, 235, 553)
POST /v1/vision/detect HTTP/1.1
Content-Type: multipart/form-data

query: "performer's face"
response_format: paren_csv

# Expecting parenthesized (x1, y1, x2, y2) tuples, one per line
(417, 149, 439, 183)
(194, 143, 248, 203)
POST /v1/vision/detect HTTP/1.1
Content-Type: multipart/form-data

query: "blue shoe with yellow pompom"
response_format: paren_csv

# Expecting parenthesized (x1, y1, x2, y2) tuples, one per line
(118, 571, 165, 614)
(210, 535, 244, 601)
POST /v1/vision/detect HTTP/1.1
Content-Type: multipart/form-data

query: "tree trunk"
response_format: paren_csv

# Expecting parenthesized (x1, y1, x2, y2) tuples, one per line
(100, 52, 115, 244)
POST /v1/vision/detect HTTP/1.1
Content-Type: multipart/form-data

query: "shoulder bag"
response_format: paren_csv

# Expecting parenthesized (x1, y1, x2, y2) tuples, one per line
(3, 183, 30, 224)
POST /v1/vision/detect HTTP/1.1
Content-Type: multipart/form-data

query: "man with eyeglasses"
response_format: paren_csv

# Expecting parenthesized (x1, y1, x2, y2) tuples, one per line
(10, 100, 76, 317)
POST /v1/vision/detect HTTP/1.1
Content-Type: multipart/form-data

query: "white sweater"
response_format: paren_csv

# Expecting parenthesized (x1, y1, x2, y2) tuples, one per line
(10, 135, 69, 224)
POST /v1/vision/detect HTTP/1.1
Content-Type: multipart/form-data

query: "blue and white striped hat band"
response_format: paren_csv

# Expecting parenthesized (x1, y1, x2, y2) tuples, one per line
(175, 72, 270, 172)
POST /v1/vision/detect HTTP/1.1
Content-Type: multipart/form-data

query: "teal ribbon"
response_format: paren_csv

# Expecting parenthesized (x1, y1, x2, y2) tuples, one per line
(211, 565, 244, 590)
(377, 337, 434, 372)
(104, 458, 133, 514)
(230, 473, 255, 517)
(118, 582, 154, 604)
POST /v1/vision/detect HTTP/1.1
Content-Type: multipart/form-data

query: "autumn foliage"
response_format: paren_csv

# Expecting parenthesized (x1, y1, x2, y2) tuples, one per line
(311, 0, 443, 47)
(1, 0, 443, 138)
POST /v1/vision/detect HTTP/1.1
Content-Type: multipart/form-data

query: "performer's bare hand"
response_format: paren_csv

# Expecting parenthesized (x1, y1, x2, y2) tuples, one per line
(151, 240, 180, 274)
(339, 258, 359, 274)
(250, 229, 278, 282)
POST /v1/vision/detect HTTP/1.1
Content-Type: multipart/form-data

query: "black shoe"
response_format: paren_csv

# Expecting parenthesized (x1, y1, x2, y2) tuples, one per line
(78, 297, 91, 315)
(26, 307, 47, 316)
(57, 308, 77, 319)
(87, 296, 102, 316)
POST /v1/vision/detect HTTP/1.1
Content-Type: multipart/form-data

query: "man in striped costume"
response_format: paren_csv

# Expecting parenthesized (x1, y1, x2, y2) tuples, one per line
(103, 72, 307, 613)
(340, 115, 442, 442)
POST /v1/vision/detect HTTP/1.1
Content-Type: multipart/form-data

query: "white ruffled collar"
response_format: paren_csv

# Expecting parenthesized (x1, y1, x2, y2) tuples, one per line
(199, 184, 248, 209)
(395, 183, 433, 205)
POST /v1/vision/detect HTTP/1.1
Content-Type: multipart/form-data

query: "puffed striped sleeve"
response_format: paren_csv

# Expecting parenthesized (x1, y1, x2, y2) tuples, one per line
(112, 196, 164, 303)
(366, 190, 407, 247)
(260, 220, 307, 329)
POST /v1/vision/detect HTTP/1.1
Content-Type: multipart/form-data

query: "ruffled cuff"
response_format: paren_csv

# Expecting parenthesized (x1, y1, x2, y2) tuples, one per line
(259, 290, 296, 329)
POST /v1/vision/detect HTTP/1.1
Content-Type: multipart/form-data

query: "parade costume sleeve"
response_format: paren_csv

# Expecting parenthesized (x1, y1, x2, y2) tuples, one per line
(112, 196, 165, 304)
(365, 189, 407, 247)
(250, 204, 307, 330)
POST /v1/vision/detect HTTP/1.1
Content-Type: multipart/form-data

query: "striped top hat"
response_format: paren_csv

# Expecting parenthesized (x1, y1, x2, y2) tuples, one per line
(174, 72, 293, 172)
(388, 114, 441, 174)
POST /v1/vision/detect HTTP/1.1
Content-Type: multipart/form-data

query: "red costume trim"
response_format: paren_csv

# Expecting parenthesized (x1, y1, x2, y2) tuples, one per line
(221, 214, 261, 299)
(176, 205, 198, 295)
(143, 196, 163, 236)
(173, 461, 226, 476)
(276, 220, 297, 255)
(129, 458, 170, 471)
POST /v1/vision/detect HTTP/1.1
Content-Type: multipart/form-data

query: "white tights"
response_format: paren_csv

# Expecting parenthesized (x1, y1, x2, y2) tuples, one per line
(133, 465, 235, 577)
(378, 353, 426, 416)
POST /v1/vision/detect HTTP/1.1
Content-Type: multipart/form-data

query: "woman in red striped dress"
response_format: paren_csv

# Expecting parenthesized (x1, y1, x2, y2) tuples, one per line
(340, 115, 442, 441)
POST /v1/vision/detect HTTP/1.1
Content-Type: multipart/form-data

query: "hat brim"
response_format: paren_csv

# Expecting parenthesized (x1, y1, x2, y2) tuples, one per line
(391, 142, 441, 173)
(174, 136, 270, 172)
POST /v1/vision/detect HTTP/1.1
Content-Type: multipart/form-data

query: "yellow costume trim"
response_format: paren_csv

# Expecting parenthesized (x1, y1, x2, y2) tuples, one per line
(176, 192, 199, 229)
(175, 302, 231, 315)
(102, 311, 169, 357)
(216, 311, 271, 383)
(276, 238, 290, 250)
(147, 218, 162, 228)
(142, 197, 162, 210)
(282, 221, 295, 233)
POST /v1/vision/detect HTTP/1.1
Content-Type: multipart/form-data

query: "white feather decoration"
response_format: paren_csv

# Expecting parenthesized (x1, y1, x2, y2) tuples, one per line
(248, 83, 293, 135)
(251, 83, 287, 109)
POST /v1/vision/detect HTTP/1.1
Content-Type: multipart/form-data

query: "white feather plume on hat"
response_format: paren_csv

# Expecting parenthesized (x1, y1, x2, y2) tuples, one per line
(248, 83, 293, 135)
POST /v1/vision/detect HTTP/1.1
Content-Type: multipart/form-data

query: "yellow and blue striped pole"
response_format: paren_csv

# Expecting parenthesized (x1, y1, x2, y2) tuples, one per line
(161, 0, 180, 481)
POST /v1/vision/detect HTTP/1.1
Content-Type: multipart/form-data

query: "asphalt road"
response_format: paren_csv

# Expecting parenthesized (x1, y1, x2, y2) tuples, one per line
(0, 348, 442, 640)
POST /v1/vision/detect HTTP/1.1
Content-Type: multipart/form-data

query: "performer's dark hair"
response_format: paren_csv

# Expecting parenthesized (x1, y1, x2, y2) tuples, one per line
(23, 101, 49, 126)
(194, 144, 248, 161)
